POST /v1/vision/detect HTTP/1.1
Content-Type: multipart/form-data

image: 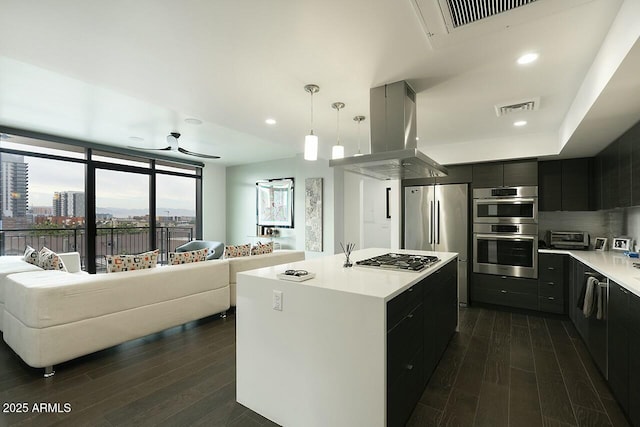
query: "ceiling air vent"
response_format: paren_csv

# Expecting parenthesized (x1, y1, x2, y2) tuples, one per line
(494, 97, 540, 117)
(443, 0, 539, 28)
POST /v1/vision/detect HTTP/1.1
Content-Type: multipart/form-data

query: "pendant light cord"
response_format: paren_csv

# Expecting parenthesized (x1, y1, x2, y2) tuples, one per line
(336, 108, 341, 146)
(310, 91, 314, 135)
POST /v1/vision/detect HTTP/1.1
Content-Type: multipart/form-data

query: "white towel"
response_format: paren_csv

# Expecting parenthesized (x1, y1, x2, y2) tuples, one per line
(583, 276, 598, 317)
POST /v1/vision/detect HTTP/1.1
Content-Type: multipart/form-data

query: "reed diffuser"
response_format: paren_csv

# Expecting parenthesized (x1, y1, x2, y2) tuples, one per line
(340, 242, 355, 267)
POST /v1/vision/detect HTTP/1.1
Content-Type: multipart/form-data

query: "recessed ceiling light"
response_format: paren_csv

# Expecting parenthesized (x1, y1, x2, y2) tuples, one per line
(416, 137, 420, 141)
(265, 118, 277, 125)
(128, 136, 144, 142)
(184, 118, 203, 125)
(514, 120, 527, 127)
(517, 53, 539, 65)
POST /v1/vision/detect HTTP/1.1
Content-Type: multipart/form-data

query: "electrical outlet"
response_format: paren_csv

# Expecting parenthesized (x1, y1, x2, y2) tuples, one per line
(272, 290, 283, 311)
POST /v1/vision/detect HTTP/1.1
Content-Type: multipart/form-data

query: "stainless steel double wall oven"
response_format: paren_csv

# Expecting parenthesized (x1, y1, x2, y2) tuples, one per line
(472, 186, 539, 279)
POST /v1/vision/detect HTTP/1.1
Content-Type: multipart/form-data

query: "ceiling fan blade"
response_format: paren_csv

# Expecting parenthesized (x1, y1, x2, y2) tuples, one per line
(127, 146, 173, 152)
(178, 146, 220, 159)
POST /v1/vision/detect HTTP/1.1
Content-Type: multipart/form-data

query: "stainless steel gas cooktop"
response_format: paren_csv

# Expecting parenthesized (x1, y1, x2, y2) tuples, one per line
(355, 253, 440, 272)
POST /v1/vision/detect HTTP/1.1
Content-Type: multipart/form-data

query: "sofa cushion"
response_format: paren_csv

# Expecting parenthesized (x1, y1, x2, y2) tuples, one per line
(168, 248, 208, 265)
(4, 260, 230, 329)
(251, 241, 274, 256)
(23, 246, 39, 266)
(106, 249, 159, 273)
(38, 247, 67, 272)
(224, 244, 251, 258)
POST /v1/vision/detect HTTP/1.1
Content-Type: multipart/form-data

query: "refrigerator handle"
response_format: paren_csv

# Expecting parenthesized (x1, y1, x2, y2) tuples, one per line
(429, 201, 434, 244)
(436, 200, 440, 244)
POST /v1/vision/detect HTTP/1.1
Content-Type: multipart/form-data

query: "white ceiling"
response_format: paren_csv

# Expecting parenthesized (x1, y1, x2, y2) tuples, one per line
(0, 0, 638, 166)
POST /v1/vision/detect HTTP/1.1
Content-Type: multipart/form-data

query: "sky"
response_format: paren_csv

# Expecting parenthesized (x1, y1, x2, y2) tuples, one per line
(23, 156, 196, 213)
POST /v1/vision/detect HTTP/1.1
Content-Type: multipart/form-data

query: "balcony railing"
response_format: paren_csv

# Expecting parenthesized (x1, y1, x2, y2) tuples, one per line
(0, 226, 193, 272)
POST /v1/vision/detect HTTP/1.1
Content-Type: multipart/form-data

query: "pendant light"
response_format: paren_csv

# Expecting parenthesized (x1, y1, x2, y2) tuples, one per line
(331, 102, 345, 160)
(304, 84, 319, 161)
(353, 115, 366, 156)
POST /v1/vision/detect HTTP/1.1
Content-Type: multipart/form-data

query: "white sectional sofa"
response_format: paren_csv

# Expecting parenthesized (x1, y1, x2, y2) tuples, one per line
(1, 249, 304, 376)
(0, 252, 84, 332)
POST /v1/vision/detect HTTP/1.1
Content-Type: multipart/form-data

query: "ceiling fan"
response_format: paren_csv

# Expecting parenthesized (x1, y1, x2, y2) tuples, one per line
(130, 132, 220, 159)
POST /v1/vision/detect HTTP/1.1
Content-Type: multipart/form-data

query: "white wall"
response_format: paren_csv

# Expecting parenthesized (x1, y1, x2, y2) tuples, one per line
(201, 162, 227, 242)
(226, 154, 337, 258)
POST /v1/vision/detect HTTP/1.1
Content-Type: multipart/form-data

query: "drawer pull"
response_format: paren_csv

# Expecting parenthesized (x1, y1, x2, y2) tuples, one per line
(547, 267, 555, 270)
(407, 313, 414, 319)
(547, 297, 555, 301)
(501, 276, 507, 279)
(500, 290, 507, 294)
(408, 287, 414, 292)
(406, 364, 414, 371)
(546, 281, 555, 286)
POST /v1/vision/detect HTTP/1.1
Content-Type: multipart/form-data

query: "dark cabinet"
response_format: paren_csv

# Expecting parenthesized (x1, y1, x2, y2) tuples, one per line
(632, 125, 640, 205)
(471, 163, 503, 188)
(601, 142, 619, 209)
(471, 273, 538, 310)
(503, 160, 538, 186)
(538, 161, 562, 211)
(567, 259, 606, 375)
(629, 292, 640, 427)
(472, 160, 537, 188)
(618, 138, 632, 208)
(386, 259, 458, 427)
(608, 282, 629, 413)
(538, 158, 592, 211)
(538, 253, 567, 314)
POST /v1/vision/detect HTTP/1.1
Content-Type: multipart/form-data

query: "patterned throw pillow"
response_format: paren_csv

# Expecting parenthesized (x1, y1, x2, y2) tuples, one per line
(251, 241, 274, 256)
(23, 245, 39, 266)
(168, 248, 209, 265)
(106, 249, 159, 273)
(224, 244, 251, 258)
(38, 247, 67, 271)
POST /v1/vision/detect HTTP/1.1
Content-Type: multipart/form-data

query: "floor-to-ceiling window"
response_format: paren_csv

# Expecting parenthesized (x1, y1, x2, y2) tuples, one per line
(0, 129, 203, 273)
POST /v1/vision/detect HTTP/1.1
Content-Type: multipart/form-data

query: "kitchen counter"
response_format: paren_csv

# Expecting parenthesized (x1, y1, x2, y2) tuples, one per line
(540, 249, 640, 297)
(236, 247, 458, 301)
(235, 248, 458, 427)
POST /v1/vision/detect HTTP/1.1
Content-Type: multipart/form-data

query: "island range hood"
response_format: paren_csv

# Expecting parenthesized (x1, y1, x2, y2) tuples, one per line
(329, 80, 447, 180)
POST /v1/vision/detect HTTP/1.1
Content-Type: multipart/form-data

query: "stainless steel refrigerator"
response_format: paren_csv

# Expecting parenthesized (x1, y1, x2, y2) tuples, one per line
(404, 184, 469, 305)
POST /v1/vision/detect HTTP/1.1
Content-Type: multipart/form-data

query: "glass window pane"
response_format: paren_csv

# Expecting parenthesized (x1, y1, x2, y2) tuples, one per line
(92, 151, 150, 168)
(95, 169, 150, 272)
(0, 153, 86, 264)
(156, 174, 196, 263)
(156, 161, 198, 175)
(1, 134, 85, 159)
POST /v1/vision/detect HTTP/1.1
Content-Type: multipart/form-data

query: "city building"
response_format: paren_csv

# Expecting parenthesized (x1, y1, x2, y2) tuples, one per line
(0, 153, 28, 219)
(52, 191, 85, 218)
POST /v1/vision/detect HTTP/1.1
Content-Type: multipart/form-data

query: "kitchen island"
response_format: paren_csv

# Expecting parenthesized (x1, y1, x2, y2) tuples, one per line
(236, 248, 458, 427)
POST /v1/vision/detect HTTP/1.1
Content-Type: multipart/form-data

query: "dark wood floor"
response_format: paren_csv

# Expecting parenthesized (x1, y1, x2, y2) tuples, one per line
(408, 307, 630, 427)
(0, 306, 630, 426)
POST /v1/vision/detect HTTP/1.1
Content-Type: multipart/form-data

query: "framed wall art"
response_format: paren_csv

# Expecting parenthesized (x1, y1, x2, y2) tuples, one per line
(256, 178, 294, 228)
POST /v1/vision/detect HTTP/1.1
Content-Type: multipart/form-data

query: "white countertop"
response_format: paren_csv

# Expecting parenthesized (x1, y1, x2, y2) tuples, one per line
(238, 247, 458, 301)
(540, 249, 640, 297)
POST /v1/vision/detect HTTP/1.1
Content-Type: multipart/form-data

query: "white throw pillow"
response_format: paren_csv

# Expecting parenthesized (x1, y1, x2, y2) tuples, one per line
(38, 246, 67, 272)
(168, 248, 209, 265)
(23, 245, 39, 266)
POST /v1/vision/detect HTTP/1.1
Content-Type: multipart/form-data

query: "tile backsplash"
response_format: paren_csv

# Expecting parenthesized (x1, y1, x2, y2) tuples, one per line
(538, 210, 625, 249)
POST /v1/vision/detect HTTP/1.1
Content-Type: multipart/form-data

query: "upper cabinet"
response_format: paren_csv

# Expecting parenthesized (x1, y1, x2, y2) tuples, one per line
(539, 158, 593, 212)
(472, 159, 537, 188)
(594, 120, 640, 210)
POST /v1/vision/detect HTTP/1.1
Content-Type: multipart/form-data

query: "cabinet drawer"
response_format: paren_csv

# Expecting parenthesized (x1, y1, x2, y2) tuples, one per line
(388, 303, 424, 382)
(473, 273, 538, 295)
(387, 347, 425, 427)
(473, 287, 538, 310)
(538, 254, 565, 282)
(538, 279, 564, 299)
(387, 283, 423, 331)
(538, 295, 564, 314)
